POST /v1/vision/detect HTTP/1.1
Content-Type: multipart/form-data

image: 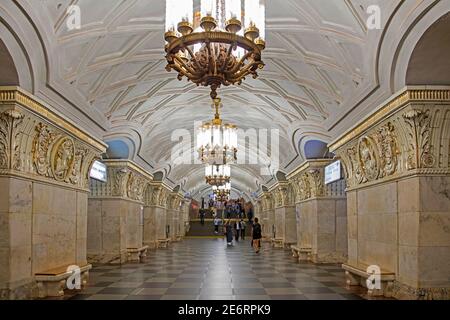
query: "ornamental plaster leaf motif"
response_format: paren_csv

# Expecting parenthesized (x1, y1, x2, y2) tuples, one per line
(32, 123, 60, 177)
(375, 122, 398, 177)
(0, 110, 24, 170)
(403, 109, 435, 169)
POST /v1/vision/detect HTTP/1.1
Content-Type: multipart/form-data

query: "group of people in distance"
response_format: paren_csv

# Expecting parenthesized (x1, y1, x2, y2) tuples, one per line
(201, 196, 261, 253)
(214, 216, 262, 254)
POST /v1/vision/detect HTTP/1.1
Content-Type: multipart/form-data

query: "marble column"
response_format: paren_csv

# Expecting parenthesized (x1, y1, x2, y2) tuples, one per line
(143, 182, 170, 249)
(88, 160, 152, 264)
(259, 192, 274, 240)
(330, 86, 450, 300)
(167, 192, 183, 241)
(270, 182, 297, 247)
(288, 160, 348, 263)
(179, 199, 191, 237)
(0, 87, 106, 299)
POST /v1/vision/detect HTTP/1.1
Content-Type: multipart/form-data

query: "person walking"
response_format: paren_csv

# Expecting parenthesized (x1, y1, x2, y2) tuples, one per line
(252, 218, 262, 254)
(234, 219, 240, 242)
(200, 209, 205, 225)
(214, 216, 221, 234)
(225, 221, 233, 246)
(240, 219, 246, 240)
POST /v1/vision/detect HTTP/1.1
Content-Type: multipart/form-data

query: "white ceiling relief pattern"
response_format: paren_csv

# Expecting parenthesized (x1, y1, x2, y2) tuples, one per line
(21, 0, 401, 197)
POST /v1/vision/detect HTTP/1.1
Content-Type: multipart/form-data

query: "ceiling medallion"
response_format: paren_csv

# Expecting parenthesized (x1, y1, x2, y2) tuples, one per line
(197, 97, 237, 165)
(205, 164, 231, 187)
(165, 0, 266, 99)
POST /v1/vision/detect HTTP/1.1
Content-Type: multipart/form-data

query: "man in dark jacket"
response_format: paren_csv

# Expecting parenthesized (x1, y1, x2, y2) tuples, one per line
(252, 218, 262, 254)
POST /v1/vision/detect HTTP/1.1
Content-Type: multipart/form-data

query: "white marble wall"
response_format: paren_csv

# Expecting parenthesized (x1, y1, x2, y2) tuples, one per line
(0, 177, 88, 298)
(346, 175, 450, 298)
(155, 206, 168, 240)
(143, 206, 158, 249)
(87, 198, 144, 264)
(296, 197, 347, 263)
(274, 206, 297, 245)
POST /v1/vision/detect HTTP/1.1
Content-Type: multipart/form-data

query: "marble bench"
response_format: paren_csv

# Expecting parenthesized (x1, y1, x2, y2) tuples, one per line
(291, 245, 312, 262)
(127, 245, 149, 263)
(342, 263, 395, 297)
(35, 264, 91, 298)
(270, 238, 284, 248)
(157, 238, 171, 248)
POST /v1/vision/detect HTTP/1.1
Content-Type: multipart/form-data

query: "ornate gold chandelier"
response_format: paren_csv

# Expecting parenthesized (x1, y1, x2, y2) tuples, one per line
(205, 164, 231, 187)
(164, 0, 266, 99)
(213, 182, 231, 199)
(197, 97, 237, 165)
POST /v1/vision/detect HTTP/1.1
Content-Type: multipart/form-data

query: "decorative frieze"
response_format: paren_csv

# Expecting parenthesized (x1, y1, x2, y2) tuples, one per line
(270, 182, 293, 208)
(0, 87, 106, 190)
(286, 160, 344, 203)
(329, 88, 450, 189)
(89, 160, 153, 203)
(144, 181, 172, 208)
(260, 192, 274, 211)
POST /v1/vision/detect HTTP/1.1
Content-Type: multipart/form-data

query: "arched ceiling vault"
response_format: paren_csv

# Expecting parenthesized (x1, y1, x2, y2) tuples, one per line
(2, 0, 445, 197)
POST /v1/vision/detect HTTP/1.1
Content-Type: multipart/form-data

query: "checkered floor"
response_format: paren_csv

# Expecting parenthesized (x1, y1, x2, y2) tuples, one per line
(66, 239, 366, 300)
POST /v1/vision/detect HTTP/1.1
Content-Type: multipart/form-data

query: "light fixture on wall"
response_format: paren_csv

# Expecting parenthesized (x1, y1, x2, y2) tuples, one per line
(197, 97, 237, 165)
(164, 0, 266, 99)
(205, 164, 231, 187)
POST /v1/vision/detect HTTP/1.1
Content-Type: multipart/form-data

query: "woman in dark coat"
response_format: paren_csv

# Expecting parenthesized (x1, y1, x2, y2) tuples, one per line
(252, 218, 262, 253)
(225, 221, 233, 245)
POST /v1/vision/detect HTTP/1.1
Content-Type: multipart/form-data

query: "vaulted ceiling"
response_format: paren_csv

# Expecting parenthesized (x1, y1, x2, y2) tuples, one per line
(2, 0, 447, 200)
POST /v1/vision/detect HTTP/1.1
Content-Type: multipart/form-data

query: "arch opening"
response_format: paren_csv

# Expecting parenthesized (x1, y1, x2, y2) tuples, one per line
(0, 39, 19, 86)
(406, 12, 450, 85)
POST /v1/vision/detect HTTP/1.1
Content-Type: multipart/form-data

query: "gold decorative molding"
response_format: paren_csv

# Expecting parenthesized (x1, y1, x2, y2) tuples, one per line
(0, 87, 107, 152)
(90, 160, 153, 202)
(329, 87, 450, 152)
(0, 91, 106, 190)
(144, 180, 173, 208)
(167, 192, 184, 211)
(269, 181, 293, 208)
(286, 159, 346, 203)
(331, 88, 450, 189)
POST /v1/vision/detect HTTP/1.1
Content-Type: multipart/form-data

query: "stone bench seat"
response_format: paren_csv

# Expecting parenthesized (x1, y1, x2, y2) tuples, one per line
(290, 245, 312, 261)
(157, 238, 171, 248)
(270, 238, 284, 248)
(342, 263, 395, 297)
(35, 264, 91, 298)
(127, 246, 149, 263)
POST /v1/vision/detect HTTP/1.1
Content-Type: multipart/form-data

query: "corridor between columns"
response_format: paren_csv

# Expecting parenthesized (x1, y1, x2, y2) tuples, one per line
(67, 239, 365, 301)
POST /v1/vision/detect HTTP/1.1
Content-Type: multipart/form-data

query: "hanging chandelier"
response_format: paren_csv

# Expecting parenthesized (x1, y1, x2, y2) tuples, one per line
(213, 182, 231, 198)
(197, 97, 237, 165)
(205, 164, 231, 187)
(164, 0, 266, 99)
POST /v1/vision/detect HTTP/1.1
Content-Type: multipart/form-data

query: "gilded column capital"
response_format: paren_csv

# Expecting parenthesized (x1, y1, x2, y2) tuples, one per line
(0, 88, 107, 190)
(90, 160, 153, 203)
(286, 159, 343, 203)
(329, 88, 450, 190)
(269, 181, 293, 208)
(144, 181, 172, 208)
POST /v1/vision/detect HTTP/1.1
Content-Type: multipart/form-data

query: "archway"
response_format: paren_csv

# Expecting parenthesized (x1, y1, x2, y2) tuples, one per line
(406, 12, 450, 85)
(0, 39, 19, 86)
